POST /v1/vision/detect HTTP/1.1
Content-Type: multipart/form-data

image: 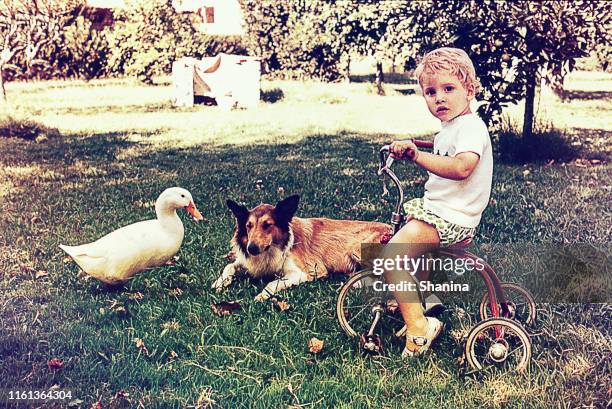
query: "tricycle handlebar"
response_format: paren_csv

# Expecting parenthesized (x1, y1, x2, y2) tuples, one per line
(377, 139, 433, 234)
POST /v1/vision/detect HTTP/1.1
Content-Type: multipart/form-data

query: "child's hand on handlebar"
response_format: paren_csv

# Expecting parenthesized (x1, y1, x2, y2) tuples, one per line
(390, 139, 419, 161)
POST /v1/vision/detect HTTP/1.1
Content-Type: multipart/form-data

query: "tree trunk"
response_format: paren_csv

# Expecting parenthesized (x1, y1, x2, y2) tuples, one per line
(375, 61, 385, 95)
(0, 67, 6, 103)
(522, 68, 537, 138)
(342, 54, 351, 83)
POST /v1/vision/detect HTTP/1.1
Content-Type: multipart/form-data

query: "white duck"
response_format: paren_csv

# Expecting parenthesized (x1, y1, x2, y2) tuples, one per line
(60, 187, 203, 285)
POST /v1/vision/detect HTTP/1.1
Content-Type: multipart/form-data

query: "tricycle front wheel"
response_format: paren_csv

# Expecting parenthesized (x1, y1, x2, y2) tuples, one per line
(336, 270, 405, 339)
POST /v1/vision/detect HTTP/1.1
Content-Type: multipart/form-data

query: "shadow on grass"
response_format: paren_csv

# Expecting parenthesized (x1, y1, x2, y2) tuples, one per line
(493, 124, 611, 164)
(559, 90, 612, 100)
(494, 130, 581, 164)
(0, 116, 60, 141)
(395, 88, 417, 95)
(28, 102, 176, 117)
(261, 87, 284, 103)
(350, 73, 417, 85)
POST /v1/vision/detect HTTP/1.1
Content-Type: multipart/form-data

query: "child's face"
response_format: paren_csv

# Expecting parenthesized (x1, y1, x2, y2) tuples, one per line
(420, 71, 475, 122)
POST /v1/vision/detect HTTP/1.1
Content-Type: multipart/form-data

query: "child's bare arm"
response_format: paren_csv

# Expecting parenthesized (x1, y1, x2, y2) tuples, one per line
(389, 139, 479, 180)
(415, 151, 479, 180)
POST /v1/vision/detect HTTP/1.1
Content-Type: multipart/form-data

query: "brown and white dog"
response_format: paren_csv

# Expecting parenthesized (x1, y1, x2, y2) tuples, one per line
(212, 195, 391, 301)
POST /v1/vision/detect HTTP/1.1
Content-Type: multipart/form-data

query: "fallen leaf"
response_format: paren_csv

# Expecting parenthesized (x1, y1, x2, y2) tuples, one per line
(169, 288, 183, 297)
(196, 387, 216, 408)
(134, 338, 149, 355)
(211, 301, 241, 316)
(62, 256, 72, 264)
(161, 321, 181, 331)
(35, 270, 49, 279)
(20, 264, 35, 274)
(271, 298, 291, 311)
(308, 337, 324, 354)
(128, 292, 144, 300)
(522, 169, 530, 176)
(90, 402, 102, 409)
(110, 391, 131, 406)
(107, 300, 127, 316)
(489, 198, 497, 206)
(168, 350, 179, 361)
(48, 358, 64, 369)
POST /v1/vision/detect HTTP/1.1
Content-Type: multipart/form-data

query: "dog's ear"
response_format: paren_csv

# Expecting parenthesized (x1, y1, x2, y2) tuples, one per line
(227, 199, 249, 223)
(274, 194, 300, 225)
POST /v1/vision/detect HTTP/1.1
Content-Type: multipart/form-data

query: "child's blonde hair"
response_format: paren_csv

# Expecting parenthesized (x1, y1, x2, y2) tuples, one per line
(414, 47, 481, 93)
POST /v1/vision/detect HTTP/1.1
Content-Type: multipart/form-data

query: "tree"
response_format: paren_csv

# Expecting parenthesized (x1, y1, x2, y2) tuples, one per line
(0, 0, 24, 101)
(449, 0, 611, 136)
(0, 0, 82, 101)
(316, 1, 412, 91)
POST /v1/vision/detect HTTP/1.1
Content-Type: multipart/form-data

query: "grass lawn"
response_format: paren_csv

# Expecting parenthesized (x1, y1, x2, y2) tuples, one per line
(0, 72, 610, 408)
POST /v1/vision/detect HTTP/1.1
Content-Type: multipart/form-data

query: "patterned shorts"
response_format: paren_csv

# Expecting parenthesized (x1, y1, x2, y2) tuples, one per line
(403, 198, 476, 246)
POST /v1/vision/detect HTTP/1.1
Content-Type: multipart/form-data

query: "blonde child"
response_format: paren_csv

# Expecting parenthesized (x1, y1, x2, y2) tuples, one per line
(384, 47, 493, 357)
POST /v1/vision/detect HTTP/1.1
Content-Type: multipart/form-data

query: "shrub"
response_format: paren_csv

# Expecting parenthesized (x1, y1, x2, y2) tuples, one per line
(494, 118, 579, 164)
(59, 16, 111, 80)
(0, 117, 60, 141)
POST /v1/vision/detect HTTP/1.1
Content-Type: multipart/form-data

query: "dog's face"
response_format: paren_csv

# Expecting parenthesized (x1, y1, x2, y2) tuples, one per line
(227, 195, 299, 256)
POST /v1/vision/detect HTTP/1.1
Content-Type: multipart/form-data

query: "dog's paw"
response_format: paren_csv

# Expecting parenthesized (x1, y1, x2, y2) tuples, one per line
(254, 292, 270, 302)
(211, 276, 231, 292)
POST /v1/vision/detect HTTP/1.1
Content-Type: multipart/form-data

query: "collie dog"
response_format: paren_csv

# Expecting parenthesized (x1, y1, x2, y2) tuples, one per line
(212, 195, 390, 301)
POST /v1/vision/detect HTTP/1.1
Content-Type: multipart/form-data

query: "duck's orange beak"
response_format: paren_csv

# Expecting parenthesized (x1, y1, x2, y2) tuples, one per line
(186, 202, 204, 222)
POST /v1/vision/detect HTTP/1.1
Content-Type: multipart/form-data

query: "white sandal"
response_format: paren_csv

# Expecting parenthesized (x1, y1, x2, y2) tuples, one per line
(401, 317, 443, 358)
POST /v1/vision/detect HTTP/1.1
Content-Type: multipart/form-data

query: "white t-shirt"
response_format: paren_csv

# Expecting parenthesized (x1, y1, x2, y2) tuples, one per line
(423, 113, 493, 228)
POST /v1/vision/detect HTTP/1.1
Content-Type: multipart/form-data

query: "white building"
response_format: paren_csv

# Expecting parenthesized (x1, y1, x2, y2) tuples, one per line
(172, 0, 245, 36)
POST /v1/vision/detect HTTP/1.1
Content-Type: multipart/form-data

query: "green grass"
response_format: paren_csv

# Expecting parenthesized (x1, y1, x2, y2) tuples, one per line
(0, 74, 611, 408)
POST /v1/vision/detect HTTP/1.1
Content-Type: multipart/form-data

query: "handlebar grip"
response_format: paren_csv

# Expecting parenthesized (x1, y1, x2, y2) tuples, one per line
(412, 139, 434, 149)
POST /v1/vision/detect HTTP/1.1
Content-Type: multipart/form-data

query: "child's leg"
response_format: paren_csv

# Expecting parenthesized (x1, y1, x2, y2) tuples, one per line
(382, 219, 440, 337)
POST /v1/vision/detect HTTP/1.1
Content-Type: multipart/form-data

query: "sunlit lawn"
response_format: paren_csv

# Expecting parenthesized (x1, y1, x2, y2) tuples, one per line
(0, 71, 610, 408)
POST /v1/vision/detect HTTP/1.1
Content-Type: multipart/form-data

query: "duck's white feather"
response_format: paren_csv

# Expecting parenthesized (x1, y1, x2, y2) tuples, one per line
(60, 187, 201, 285)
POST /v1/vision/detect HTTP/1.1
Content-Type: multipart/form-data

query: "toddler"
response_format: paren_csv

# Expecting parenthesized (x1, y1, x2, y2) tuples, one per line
(383, 47, 492, 357)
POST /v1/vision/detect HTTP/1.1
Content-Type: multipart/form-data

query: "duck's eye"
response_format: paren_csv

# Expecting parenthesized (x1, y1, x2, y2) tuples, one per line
(262, 222, 272, 229)
(181, 194, 185, 198)
(246, 222, 253, 229)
